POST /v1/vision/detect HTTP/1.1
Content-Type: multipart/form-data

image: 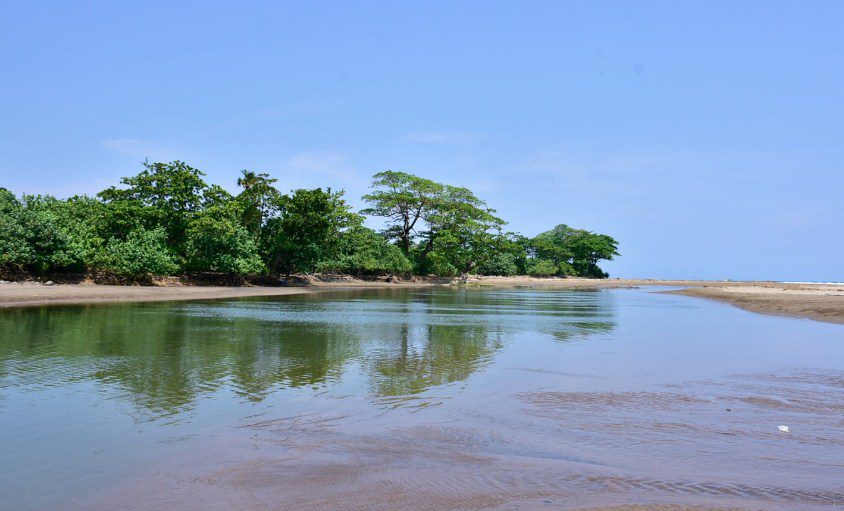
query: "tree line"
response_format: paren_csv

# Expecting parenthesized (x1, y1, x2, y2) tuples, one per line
(0, 161, 619, 280)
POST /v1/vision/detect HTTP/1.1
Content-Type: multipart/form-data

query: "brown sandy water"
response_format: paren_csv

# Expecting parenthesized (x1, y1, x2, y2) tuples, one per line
(1, 288, 842, 510)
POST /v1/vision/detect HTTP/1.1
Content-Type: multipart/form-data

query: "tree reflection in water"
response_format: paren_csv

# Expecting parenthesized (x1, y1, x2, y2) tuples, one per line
(0, 288, 615, 418)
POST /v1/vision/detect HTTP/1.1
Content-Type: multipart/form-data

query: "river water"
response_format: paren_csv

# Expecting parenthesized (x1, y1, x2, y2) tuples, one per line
(1, 288, 842, 510)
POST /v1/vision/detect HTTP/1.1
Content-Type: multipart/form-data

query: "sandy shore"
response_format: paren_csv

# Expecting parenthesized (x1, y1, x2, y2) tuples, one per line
(0, 282, 319, 308)
(666, 283, 844, 325)
(1, 277, 842, 325)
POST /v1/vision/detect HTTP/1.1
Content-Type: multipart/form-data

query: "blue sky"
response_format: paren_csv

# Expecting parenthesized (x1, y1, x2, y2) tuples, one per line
(1, 1, 841, 280)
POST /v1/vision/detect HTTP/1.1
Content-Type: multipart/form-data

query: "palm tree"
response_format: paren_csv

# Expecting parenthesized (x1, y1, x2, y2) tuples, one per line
(237, 170, 279, 237)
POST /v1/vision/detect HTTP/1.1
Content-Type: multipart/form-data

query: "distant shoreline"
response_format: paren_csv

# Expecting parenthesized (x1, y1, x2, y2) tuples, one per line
(0, 276, 841, 325)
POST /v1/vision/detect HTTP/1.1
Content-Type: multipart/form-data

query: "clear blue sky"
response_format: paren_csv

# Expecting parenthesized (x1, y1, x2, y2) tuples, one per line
(1, 1, 841, 281)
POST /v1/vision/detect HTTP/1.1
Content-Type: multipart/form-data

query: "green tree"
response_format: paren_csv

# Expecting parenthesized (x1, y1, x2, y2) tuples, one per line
(530, 224, 619, 278)
(361, 171, 444, 255)
(420, 185, 506, 275)
(262, 188, 361, 274)
(363, 172, 507, 276)
(98, 160, 210, 251)
(98, 227, 178, 278)
(23, 195, 115, 273)
(317, 225, 412, 275)
(568, 231, 620, 278)
(184, 214, 265, 274)
(236, 170, 280, 239)
(476, 253, 519, 276)
(0, 190, 81, 274)
(526, 259, 557, 277)
(0, 188, 32, 272)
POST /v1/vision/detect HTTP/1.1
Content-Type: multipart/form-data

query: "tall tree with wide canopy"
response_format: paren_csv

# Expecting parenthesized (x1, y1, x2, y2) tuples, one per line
(362, 171, 506, 274)
(361, 171, 444, 255)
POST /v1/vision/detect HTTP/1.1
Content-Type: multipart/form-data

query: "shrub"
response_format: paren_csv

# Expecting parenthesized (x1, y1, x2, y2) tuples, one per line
(0, 190, 81, 273)
(422, 251, 459, 277)
(100, 227, 179, 277)
(476, 253, 519, 276)
(317, 226, 411, 275)
(527, 259, 557, 277)
(184, 215, 265, 274)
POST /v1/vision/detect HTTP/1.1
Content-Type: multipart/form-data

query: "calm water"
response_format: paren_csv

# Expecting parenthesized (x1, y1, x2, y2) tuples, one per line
(1, 288, 842, 510)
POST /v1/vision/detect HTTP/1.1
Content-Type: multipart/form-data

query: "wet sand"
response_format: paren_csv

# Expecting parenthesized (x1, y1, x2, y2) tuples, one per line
(665, 284, 844, 325)
(512, 505, 749, 510)
(85, 366, 843, 511)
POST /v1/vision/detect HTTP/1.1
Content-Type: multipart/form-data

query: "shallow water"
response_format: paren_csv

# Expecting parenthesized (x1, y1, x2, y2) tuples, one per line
(0, 288, 842, 510)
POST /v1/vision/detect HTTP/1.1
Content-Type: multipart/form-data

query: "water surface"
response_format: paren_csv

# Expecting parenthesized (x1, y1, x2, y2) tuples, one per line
(1, 288, 842, 510)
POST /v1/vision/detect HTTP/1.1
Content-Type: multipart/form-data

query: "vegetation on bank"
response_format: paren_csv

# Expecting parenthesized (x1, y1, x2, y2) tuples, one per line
(0, 161, 619, 281)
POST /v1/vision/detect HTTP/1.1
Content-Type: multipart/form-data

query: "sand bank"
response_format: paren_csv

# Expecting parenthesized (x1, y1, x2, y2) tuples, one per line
(0, 282, 321, 308)
(666, 283, 844, 325)
(0, 275, 443, 309)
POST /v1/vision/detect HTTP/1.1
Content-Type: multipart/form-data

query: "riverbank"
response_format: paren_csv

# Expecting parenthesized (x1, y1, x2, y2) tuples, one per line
(0, 277, 441, 309)
(0, 277, 842, 325)
(0, 282, 313, 308)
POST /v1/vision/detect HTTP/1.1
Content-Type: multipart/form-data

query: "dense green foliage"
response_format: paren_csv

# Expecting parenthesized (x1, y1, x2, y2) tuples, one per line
(100, 227, 179, 277)
(262, 188, 361, 274)
(0, 162, 619, 280)
(362, 171, 508, 275)
(530, 224, 620, 278)
(0, 191, 81, 273)
(317, 225, 412, 275)
(184, 215, 263, 274)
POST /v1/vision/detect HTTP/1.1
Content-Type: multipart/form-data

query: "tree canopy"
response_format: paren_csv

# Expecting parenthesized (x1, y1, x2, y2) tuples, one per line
(362, 171, 508, 276)
(530, 224, 620, 278)
(361, 171, 443, 255)
(1, 163, 619, 280)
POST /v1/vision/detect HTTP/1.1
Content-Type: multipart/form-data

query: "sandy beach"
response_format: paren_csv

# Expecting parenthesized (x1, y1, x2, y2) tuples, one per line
(1, 277, 842, 325)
